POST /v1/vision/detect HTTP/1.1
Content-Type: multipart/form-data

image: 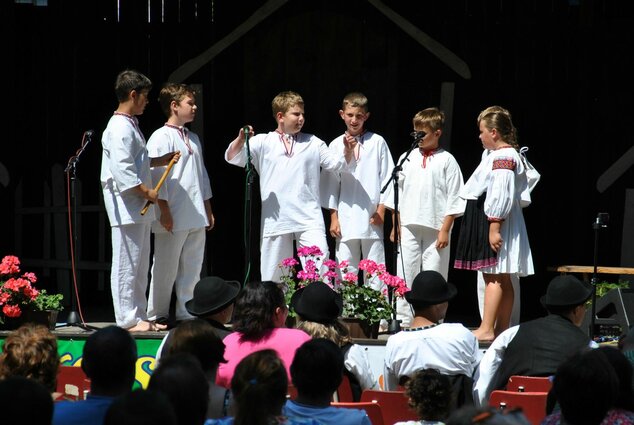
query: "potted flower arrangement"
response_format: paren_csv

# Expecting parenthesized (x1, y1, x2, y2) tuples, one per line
(0, 255, 64, 330)
(279, 246, 408, 337)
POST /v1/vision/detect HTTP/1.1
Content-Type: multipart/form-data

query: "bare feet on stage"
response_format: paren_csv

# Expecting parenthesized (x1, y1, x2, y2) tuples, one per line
(472, 328, 495, 344)
(127, 320, 167, 332)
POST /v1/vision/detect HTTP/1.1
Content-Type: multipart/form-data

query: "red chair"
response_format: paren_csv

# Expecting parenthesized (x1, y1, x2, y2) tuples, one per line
(506, 375, 553, 393)
(488, 390, 548, 425)
(360, 389, 418, 425)
(56, 365, 91, 401)
(332, 401, 384, 425)
(287, 384, 298, 400)
(334, 374, 355, 402)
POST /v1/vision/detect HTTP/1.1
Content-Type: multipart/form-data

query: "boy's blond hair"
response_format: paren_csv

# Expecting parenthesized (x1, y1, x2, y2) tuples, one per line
(158, 83, 196, 118)
(272, 91, 304, 119)
(413, 107, 445, 132)
(342, 92, 369, 112)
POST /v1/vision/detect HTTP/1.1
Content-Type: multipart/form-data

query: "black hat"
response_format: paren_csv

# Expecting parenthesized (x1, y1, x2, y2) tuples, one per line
(185, 276, 241, 317)
(404, 270, 457, 307)
(290, 282, 343, 324)
(540, 275, 593, 308)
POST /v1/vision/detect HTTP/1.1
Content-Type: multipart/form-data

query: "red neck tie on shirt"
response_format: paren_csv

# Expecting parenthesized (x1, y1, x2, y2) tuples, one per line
(421, 148, 437, 168)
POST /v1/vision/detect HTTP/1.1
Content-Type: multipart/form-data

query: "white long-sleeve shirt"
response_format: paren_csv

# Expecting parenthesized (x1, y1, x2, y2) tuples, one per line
(320, 132, 394, 241)
(147, 125, 212, 232)
(225, 131, 352, 237)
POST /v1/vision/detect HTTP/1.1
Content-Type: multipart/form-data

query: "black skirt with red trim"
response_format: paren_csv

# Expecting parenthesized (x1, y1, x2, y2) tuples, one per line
(454, 193, 498, 271)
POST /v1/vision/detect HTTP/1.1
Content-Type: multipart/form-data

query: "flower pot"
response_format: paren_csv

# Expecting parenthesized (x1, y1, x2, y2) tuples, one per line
(341, 317, 379, 339)
(1, 309, 58, 331)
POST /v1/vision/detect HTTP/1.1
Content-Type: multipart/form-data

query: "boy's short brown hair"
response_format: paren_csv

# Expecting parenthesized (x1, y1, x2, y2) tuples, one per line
(341, 92, 369, 112)
(272, 91, 304, 118)
(158, 83, 196, 118)
(413, 107, 445, 132)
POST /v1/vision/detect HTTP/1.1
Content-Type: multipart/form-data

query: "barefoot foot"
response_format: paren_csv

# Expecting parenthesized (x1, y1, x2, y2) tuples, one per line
(472, 328, 495, 343)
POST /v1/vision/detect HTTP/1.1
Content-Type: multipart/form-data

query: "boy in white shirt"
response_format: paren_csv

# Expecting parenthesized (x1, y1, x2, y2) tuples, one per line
(146, 83, 214, 325)
(320, 93, 394, 291)
(385, 108, 465, 326)
(225, 91, 355, 282)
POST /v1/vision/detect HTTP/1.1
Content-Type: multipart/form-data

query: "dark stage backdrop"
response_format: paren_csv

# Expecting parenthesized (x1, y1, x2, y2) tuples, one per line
(2, 0, 633, 325)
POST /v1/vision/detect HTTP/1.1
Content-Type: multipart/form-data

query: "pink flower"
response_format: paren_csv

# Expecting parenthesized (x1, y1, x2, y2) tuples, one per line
(338, 260, 349, 268)
(296, 245, 323, 258)
(281, 258, 299, 268)
(2, 304, 22, 318)
(323, 259, 338, 270)
(343, 272, 358, 283)
(0, 255, 21, 275)
(358, 259, 378, 275)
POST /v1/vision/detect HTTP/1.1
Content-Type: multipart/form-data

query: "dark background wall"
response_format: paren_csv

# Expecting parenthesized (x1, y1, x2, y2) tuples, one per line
(2, 0, 632, 326)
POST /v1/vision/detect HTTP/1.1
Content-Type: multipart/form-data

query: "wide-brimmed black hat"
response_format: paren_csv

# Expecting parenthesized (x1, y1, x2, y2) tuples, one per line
(540, 275, 593, 308)
(404, 270, 457, 307)
(290, 282, 342, 324)
(185, 276, 241, 317)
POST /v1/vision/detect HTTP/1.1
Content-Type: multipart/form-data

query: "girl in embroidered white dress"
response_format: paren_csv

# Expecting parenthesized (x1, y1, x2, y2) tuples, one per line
(454, 106, 534, 342)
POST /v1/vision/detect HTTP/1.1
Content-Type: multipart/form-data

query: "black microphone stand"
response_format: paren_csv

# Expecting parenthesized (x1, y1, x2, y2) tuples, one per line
(381, 132, 424, 333)
(589, 212, 609, 338)
(60, 130, 99, 331)
(243, 127, 256, 288)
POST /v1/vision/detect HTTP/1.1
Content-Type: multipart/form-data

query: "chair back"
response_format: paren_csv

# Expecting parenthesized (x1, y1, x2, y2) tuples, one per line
(56, 365, 91, 401)
(360, 389, 418, 425)
(506, 375, 553, 393)
(488, 390, 548, 425)
(331, 401, 384, 425)
(334, 374, 355, 402)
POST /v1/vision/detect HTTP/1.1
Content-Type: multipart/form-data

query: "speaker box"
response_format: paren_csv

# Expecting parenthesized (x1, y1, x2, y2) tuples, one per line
(582, 287, 634, 336)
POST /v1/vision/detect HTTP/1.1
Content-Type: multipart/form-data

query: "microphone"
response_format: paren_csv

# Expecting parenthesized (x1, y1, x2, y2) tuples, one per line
(85, 129, 94, 138)
(410, 131, 426, 141)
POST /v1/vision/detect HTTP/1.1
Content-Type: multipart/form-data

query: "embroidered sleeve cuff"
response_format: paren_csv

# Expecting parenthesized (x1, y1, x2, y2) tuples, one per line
(487, 216, 505, 222)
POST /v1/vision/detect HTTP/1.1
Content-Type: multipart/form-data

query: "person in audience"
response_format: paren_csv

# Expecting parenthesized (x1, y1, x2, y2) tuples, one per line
(53, 325, 138, 425)
(291, 281, 375, 399)
(148, 353, 210, 425)
(618, 325, 634, 389)
(156, 276, 240, 361)
(216, 281, 311, 388)
(0, 376, 54, 424)
(283, 338, 371, 425)
(383, 270, 480, 407)
(206, 349, 319, 425)
(166, 318, 232, 419)
(0, 323, 60, 395)
(104, 389, 177, 425)
(396, 369, 452, 425)
(595, 346, 634, 413)
(473, 275, 595, 406)
(541, 348, 634, 425)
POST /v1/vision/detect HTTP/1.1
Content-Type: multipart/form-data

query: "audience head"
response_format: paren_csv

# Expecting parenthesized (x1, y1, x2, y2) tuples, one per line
(104, 389, 177, 425)
(232, 281, 287, 342)
(291, 338, 344, 399)
(82, 325, 138, 395)
(405, 271, 457, 321)
(0, 376, 53, 425)
(541, 275, 592, 325)
(405, 369, 452, 422)
(595, 346, 634, 411)
(148, 353, 209, 425)
(167, 318, 227, 373)
(0, 323, 59, 392)
(551, 348, 619, 425)
(185, 276, 240, 323)
(231, 349, 288, 425)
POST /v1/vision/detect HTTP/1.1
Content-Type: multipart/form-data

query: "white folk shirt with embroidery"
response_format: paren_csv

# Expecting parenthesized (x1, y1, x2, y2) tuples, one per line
(383, 148, 465, 230)
(146, 125, 212, 233)
(320, 132, 395, 241)
(225, 131, 353, 237)
(100, 114, 155, 225)
(383, 323, 482, 391)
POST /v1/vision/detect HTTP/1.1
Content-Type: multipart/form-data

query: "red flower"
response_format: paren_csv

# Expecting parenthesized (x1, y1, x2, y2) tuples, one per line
(2, 304, 22, 318)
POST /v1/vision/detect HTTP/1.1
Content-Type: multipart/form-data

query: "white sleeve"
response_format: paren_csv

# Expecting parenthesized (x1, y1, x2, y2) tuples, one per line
(344, 344, 377, 390)
(444, 155, 466, 217)
(320, 142, 341, 210)
(378, 140, 395, 206)
(472, 325, 519, 407)
(484, 156, 517, 221)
